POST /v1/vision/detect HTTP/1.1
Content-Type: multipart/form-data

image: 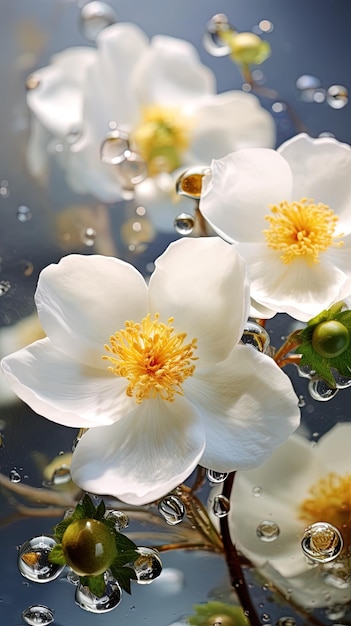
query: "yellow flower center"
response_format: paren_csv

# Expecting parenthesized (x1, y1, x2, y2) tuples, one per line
(132, 105, 191, 176)
(103, 313, 198, 404)
(299, 472, 351, 549)
(263, 198, 344, 264)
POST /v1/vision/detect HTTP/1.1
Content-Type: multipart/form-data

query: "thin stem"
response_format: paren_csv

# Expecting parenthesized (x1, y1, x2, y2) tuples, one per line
(273, 329, 302, 366)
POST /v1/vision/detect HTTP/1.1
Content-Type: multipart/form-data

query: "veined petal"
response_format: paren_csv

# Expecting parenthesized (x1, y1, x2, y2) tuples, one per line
(148, 237, 250, 365)
(200, 149, 293, 243)
(1, 338, 134, 428)
(70, 396, 205, 505)
(35, 254, 148, 367)
(187, 344, 299, 472)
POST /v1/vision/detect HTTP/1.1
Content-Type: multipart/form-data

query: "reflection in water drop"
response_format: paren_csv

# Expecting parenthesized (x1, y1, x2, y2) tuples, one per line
(301, 522, 343, 562)
(176, 166, 210, 199)
(174, 213, 195, 235)
(52, 464, 71, 485)
(82, 227, 97, 247)
(308, 378, 339, 401)
(252, 486, 263, 497)
(67, 569, 80, 586)
(100, 131, 130, 165)
(17, 205, 32, 222)
(256, 520, 280, 542)
(206, 469, 228, 484)
(213, 494, 230, 518)
(10, 469, 21, 483)
(133, 547, 162, 584)
(158, 494, 185, 525)
(104, 510, 129, 530)
(276, 618, 296, 626)
(241, 321, 271, 353)
(18, 536, 65, 582)
(21, 605, 54, 626)
(296, 74, 322, 102)
(327, 85, 348, 109)
(75, 574, 122, 613)
(117, 151, 148, 186)
(203, 14, 231, 57)
(0, 281, 11, 296)
(79, 1, 117, 42)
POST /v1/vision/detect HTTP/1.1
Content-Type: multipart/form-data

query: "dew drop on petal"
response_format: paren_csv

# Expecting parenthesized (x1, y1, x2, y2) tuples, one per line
(18, 536, 65, 582)
(206, 469, 228, 484)
(79, 1, 117, 42)
(0, 281, 11, 296)
(133, 547, 162, 584)
(276, 618, 296, 626)
(241, 321, 271, 353)
(100, 131, 130, 165)
(104, 510, 129, 531)
(203, 14, 232, 57)
(212, 494, 230, 518)
(17, 205, 32, 222)
(252, 486, 263, 497)
(158, 494, 185, 525)
(10, 469, 21, 483)
(51, 465, 71, 486)
(176, 166, 211, 199)
(256, 520, 280, 542)
(296, 75, 322, 102)
(308, 379, 339, 402)
(116, 151, 148, 186)
(75, 574, 122, 613)
(21, 605, 54, 626)
(327, 85, 348, 109)
(174, 212, 195, 235)
(301, 522, 343, 563)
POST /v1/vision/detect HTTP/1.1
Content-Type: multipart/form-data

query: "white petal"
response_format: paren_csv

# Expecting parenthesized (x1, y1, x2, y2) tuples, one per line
(186, 344, 300, 471)
(148, 237, 250, 365)
(35, 254, 148, 367)
(70, 396, 205, 504)
(1, 338, 134, 428)
(134, 174, 194, 233)
(316, 422, 351, 475)
(200, 149, 293, 242)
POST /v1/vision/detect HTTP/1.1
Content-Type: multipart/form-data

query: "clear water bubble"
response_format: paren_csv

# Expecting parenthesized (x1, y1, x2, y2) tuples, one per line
(66, 126, 82, 145)
(296, 364, 316, 379)
(313, 89, 326, 103)
(0, 281, 11, 296)
(116, 151, 148, 186)
(133, 547, 162, 584)
(51, 464, 71, 486)
(158, 494, 185, 525)
(321, 559, 351, 589)
(206, 469, 228, 484)
(308, 379, 339, 402)
(301, 522, 343, 563)
(212, 494, 230, 518)
(174, 212, 195, 236)
(296, 75, 322, 102)
(17, 205, 32, 222)
(18, 535, 65, 582)
(256, 520, 280, 542)
(276, 618, 296, 626)
(21, 605, 54, 626)
(79, 2, 117, 42)
(75, 573, 122, 613)
(241, 321, 271, 354)
(26, 73, 41, 90)
(258, 19, 274, 33)
(81, 227, 97, 247)
(67, 569, 80, 586)
(324, 605, 346, 621)
(327, 85, 348, 109)
(252, 486, 263, 497)
(176, 166, 211, 199)
(332, 370, 351, 389)
(272, 101, 287, 113)
(10, 469, 21, 483)
(297, 395, 306, 408)
(100, 131, 130, 165)
(104, 510, 129, 531)
(261, 613, 271, 623)
(203, 14, 232, 57)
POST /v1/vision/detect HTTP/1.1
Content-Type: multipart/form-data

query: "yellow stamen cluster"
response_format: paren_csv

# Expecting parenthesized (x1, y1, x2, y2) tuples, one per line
(263, 198, 343, 264)
(103, 313, 198, 404)
(299, 472, 351, 549)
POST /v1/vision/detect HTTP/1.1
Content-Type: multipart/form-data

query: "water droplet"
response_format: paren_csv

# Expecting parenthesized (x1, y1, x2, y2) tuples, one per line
(252, 486, 263, 497)
(104, 510, 129, 531)
(174, 212, 195, 235)
(212, 494, 230, 518)
(308, 378, 339, 402)
(67, 569, 80, 585)
(133, 547, 162, 584)
(327, 85, 348, 109)
(66, 126, 82, 145)
(75, 573, 122, 613)
(258, 19, 274, 33)
(324, 604, 346, 621)
(26, 73, 41, 90)
(81, 227, 97, 247)
(296, 75, 322, 102)
(23, 261, 34, 277)
(203, 14, 232, 57)
(17, 205, 32, 222)
(332, 370, 351, 389)
(176, 166, 211, 199)
(10, 469, 21, 483)
(256, 520, 280, 542)
(272, 101, 287, 113)
(116, 151, 148, 186)
(261, 613, 271, 622)
(100, 131, 130, 165)
(322, 559, 351, 589)
(276, 618, 296, 626)
(241, 321, 271, 353)
(297, 395, 306, 408)
(79, 1, 118, 42)
(296, 364, 316, 379)
(0, 281, 11, 296)
(158, 494, 185, 525)
(52, 464, 71, 486)
(301, 522, 343, 563)
(206, 469, 228, 484)
(18, 535, 65, 582)
(21, 605, 54, 626)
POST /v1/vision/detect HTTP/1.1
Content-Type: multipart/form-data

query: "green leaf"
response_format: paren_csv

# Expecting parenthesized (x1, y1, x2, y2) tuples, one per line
(298, 343, 336, 388)
(94, 499, 106, 520)
(81, 494, 96, 518)
(110, 565, 137, 594)
(112, 549, 139, 568)
(48, 543, 66, 566)
(80, 573, 106, 598)
(115, 532, 138, 553)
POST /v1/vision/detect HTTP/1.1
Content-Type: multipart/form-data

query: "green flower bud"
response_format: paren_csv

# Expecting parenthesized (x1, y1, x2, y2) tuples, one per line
(312, 320, 349, 358)
(221, 31, 271, 65)
(62, 518, 117, 576)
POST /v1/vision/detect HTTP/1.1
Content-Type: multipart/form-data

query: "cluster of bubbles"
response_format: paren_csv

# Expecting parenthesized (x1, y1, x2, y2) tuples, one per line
(296, 75, 348, 109)
(296, 364, 351, 401)
(174, 166, 211, 235)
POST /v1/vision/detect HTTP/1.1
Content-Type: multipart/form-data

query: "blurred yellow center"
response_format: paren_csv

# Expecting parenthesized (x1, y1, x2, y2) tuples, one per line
(299, 472, 351, 548)
(132, 105, 191, 175)
(103, 313, 198, 404)
(263, 198, 343, 264)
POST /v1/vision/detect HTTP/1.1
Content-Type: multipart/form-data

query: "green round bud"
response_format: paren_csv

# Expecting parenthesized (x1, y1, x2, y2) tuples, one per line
(312, 320, 349, 358)
(62, 518, 117, 576)
(224, 32, 271, 65)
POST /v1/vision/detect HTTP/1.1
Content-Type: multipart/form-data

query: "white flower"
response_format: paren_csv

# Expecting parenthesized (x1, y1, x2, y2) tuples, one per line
(227, 423, 351, 608)
(1, 238, 299, 505)
(200, 133, 351, 321)
(26, 23, 275, 230)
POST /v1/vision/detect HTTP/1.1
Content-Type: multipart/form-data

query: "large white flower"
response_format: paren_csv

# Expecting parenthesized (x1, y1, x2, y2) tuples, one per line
(26, 23, 275, 229)
(227, 423, 351, 608)
(1, 238, 299, 505)
(200, 133, 351, 321)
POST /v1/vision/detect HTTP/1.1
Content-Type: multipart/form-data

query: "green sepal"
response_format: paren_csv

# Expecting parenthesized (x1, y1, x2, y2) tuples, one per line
(80, 573, 106, 598)
(109, 564, 137, 595)
(93, 499, 106, 520)
(48, 543, 66, 566)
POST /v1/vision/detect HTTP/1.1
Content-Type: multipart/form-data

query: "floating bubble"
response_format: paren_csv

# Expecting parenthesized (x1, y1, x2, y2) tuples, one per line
(176, 166, 211, 199)
(272, 101, 287, 113)
(256, 520, 280, 542)
(66, 126, 82, 145)
(296, 75, 322, 102)
(17, 205, 32, 222)
(241, 321, 271, 354)
(79, 2, 117, 42)
(321, 559, 351, 589)
(21, 605, 54, 626)
(206, 469, 228, 484)
(117, 151, 148, 186)
(133, 547, 162, 584)
(313, 89, 326, 103)
(301, 522, 343, 563)
(327, 85, 348, 109)
(100, 131, 130, 165)
(203, 14, 232, 57)
(10, 469, 21, 483)
(26, 73, 41, 90)
(258, 19, 274, 33)
(212, 494, 230, 518)
(252, 486, 263, 497)
(158, 494, 185, 525)
(67, 569, 80, 586)
(18, 535, 65, 582)
(75, 573, 122, 613)
(52, 464, 71, 486)
(308, 379, 339, 402)
(0, 281, 11, 296)
(82, 227, 97, 247)
(174, 212, 195, 236)
(332, 371, 351, 389)
(276, 618, 296, 626)
(297, 395, 306, 408)
(104, 510, 129, 531)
